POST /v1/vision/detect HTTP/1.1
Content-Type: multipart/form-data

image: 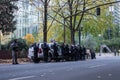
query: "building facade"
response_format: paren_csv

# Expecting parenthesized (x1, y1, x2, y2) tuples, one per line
(13, 0, 41, 38)
(113, 2, 120, 27)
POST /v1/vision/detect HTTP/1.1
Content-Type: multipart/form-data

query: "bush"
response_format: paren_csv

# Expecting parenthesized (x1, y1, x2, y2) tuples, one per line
(1, 44, 8, 50)
(7, 38, 28, 51)
(19, 49, 28, 58)
(102, 38, 120, 51)
(83, 34, 97, 50)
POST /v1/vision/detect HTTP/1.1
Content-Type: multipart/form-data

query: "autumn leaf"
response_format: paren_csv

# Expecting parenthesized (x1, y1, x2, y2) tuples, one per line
(24, 34, 35, 45)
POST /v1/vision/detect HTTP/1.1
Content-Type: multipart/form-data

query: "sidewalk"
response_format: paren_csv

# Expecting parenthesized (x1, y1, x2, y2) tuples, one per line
(96, 53, 119, 58)
(0, 53, 119, 64)
(0, 58, 30, 64)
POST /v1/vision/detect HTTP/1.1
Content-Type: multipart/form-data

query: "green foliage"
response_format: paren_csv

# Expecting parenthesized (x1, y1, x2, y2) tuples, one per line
(103, 24, 120, 39)
(0, 0, 18, 34)
(48, 23, 71, 44)
(1, 44, 8, 50)
(82, 7, 115, 37)
(102, 38, 120, 48)
(83, 34, 97, 50)
(7, 38, 28, 51)
(49, 0, 116, 44)
(19, 49, 28, 58)
(24, 34, 35, 46)
(33, 32, 39, 42)
(31, 0, 118, 44)
(17, 38, 28, 51)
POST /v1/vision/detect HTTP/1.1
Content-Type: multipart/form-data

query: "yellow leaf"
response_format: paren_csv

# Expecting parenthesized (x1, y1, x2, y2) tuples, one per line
(24, 34, 35, 45)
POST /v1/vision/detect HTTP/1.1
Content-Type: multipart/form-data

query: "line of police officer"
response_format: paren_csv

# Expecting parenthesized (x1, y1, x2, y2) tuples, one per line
(41, 42, 96, 62)
(60, 43, 96, 61)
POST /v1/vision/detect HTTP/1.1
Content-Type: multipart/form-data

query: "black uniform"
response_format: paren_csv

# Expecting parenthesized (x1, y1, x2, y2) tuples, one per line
(70, 45, 75, 61)
(82, 46, 86, 60)
(42, 42, 50, 62)
(52, 43, 59, 61)
(33, 43, 39, 63)
(10, 39, 19, 64)
(64, 44, 70, 61)
(60, 43, 65, 60)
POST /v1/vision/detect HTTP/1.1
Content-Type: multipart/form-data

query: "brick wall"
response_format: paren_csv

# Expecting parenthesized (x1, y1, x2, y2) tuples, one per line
(0, 50, 28, 59)
(0, 50, 12, 59)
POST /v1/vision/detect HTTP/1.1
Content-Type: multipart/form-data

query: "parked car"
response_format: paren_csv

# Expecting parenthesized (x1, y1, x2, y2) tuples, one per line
(28, 42, 63, 63)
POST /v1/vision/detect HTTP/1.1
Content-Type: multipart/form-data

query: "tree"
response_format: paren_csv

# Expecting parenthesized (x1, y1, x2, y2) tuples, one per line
(0, 0, 18, 34)
(82, 11, 114, 37)
(29, 0, 120, 44)
(45, 0, 119, 44)
(83, 34, 97, 50)
(24, 34, 35, 46)
(53, 0, 120, 44)
(8, 38, 28, 51)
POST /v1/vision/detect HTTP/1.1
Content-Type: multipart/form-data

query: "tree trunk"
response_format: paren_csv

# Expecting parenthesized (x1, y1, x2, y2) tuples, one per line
(43, 0, 48, 42)
(68, 0, 75, 44)
(71, 30, 75, 44)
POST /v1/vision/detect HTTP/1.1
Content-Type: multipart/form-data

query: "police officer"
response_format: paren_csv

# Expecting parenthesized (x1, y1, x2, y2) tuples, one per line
(70, 45, 75, 61)
(64, 44, 70, 61)
(52, 42, 58, 62)
(82, 46, 86, 60)
(77, 45, 82, 60)
(60, 43, 65, 61)
(42, 42, 50, 62)
(10, 39, 19, 64)
(33, 43, 39, 63)
(90, 49, 96, 59)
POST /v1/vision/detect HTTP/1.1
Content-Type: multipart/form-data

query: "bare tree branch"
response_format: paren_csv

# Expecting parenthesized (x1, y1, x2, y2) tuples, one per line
(65, 1, 120, 19)
(75, 0, 86, 31)
(73, 0, 79, 30)
(47, 1, 68, 32)
(48, 14, 68, 27)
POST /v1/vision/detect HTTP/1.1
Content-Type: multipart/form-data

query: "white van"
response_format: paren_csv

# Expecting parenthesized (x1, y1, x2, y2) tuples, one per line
(28, 42, 62, 63)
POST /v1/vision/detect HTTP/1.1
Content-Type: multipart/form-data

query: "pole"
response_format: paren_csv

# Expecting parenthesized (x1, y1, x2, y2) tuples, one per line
(63, 18, 66, 43)
(78, 28, 81, 45)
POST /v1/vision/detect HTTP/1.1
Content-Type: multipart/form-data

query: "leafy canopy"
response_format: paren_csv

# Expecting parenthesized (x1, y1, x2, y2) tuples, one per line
(0, 0, 18, 34)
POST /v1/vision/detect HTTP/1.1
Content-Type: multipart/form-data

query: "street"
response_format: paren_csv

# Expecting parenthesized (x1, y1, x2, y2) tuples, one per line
(1, 0, 120, 80)
(0, 56, 120, 80)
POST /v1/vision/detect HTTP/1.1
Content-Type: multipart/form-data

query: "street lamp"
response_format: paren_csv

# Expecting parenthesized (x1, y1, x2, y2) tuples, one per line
(98, 34, 102, 56)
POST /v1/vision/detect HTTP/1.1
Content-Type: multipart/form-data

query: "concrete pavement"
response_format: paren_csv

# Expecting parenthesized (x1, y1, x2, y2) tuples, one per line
(0, 53, 119, 65)
(0, 55, 120, 80)
(96, 53, 119, 58)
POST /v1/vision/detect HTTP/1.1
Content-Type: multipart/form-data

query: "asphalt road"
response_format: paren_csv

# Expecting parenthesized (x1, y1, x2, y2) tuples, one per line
(0, 56, 120, 80)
